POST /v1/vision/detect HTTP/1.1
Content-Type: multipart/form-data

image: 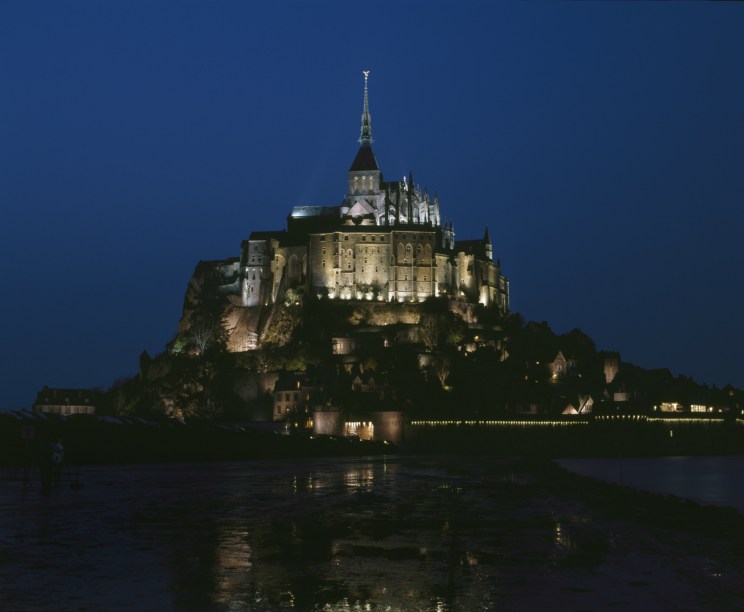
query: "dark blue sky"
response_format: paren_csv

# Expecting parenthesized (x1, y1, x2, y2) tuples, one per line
(2, 2, 743, 409)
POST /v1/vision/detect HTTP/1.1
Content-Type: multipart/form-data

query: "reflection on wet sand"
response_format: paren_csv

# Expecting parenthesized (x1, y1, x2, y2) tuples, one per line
(1, 457, 743, 610)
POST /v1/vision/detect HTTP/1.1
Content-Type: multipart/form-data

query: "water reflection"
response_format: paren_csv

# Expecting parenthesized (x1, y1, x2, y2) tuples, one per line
(342, 466, 375, 492)
(3, 456, 736, 610)
(169, 458, 518, 609)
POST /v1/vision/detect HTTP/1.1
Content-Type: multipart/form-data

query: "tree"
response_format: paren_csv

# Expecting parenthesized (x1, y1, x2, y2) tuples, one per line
(431, 353, 452, 388)
(188, 317, 224, 355)
(417, 313, 441, 352)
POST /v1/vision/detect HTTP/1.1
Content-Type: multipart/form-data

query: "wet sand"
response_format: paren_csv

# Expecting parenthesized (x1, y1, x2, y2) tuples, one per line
(1, 456, 743, 610)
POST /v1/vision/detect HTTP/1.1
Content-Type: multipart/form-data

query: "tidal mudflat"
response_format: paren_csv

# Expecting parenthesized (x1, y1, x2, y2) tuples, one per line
(1, 456, 743, 610)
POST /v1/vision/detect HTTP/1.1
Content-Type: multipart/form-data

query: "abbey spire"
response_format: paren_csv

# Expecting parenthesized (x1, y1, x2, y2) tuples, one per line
(359, 70, 373, 145)
(349, 70, 379, 173)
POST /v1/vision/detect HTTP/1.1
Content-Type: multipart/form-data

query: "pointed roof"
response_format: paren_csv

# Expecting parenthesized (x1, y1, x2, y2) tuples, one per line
(483, 226, 491, 244)
(349, 144, 379, 171)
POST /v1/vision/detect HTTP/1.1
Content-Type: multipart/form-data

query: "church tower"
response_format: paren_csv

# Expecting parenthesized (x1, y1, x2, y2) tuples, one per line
(343, 71, 383, 225)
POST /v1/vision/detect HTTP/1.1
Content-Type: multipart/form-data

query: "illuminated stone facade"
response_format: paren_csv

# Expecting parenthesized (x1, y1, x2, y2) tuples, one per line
(210, 74, 509, 312)
(33, 386, 97, 416)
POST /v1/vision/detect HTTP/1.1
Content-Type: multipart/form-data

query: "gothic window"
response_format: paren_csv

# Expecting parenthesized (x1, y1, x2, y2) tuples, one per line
(406, 244, 413, 258)
(347, 249, 353, 258)
(353, 177, 359, 193)
(397, 243, 405, 262)
(416, 244, 423, 262)
(425, 244, 432, 260)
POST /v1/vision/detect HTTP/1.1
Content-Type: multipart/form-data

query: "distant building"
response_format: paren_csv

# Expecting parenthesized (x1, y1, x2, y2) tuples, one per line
(602, 352, 620, 384)
(33, 386, 97, 416)
(548, 351, 577, 382)
(272, 374, 323, 425)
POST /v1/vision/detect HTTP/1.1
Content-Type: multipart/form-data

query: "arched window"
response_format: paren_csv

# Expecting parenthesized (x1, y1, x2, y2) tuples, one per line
(424, 244, 432, 261)
(397, 243, 405, 262)
(353, 176, 359, 193)
(416, 244, 423, 262)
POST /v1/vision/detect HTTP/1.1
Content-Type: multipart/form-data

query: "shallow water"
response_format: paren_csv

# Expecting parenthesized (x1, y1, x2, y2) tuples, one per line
(1, 456, 742, 610)
(558, 456, 744, 513)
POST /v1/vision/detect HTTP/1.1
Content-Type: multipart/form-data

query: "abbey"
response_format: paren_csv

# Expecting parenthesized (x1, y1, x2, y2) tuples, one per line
(206, 74, 509, 316)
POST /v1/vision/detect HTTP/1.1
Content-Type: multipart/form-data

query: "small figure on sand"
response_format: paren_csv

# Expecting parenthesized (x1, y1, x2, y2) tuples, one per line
(51, 439, 64, 483)
(41, 438, 64, 492)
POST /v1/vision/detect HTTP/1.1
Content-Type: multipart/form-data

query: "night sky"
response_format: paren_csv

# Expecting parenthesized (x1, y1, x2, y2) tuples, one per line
(2, 2, 743, 410)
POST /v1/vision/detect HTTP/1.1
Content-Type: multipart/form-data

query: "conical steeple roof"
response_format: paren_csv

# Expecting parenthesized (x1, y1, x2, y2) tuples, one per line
(349, 145, 379, 171)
